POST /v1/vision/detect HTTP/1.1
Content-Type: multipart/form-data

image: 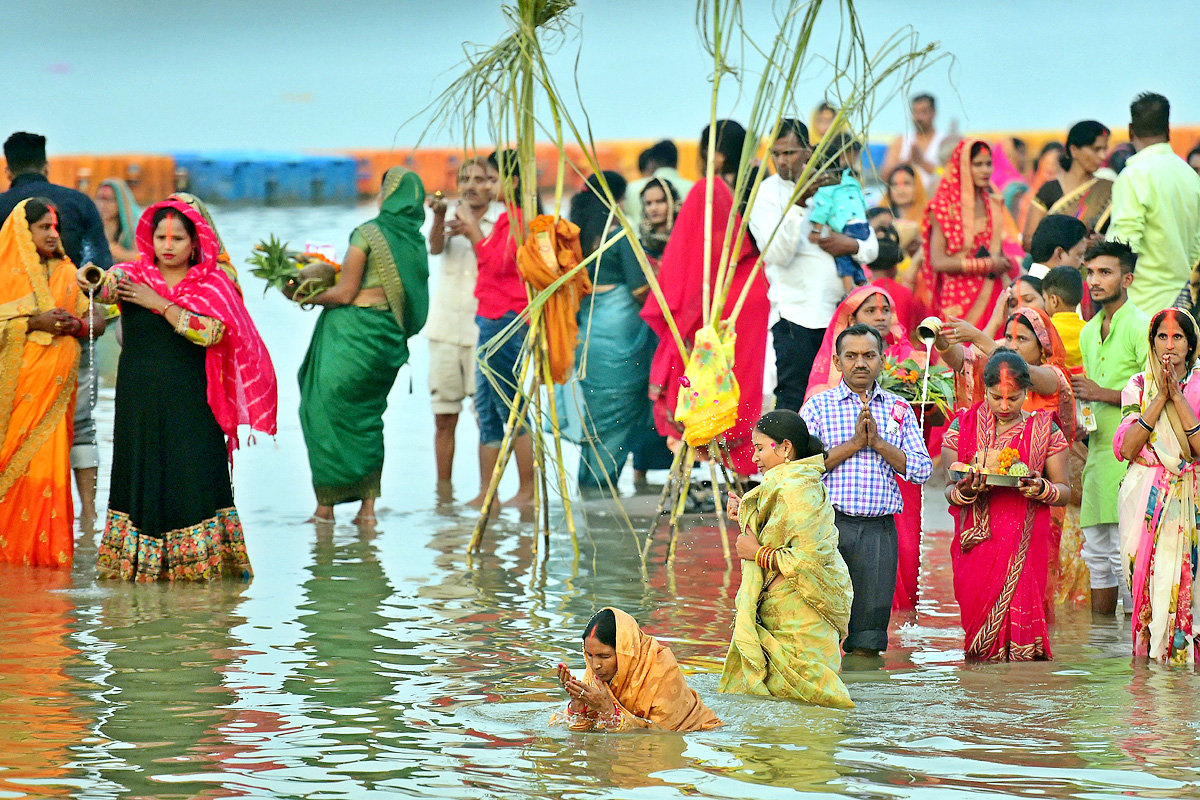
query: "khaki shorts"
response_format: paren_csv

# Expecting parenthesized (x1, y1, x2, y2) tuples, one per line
(429, 340, 476, 415)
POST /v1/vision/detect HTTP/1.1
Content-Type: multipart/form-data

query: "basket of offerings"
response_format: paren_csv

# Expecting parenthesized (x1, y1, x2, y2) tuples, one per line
(877, 356, 953, 425)
(949, 447, 1030, 487)
(247, 235, 341, 306)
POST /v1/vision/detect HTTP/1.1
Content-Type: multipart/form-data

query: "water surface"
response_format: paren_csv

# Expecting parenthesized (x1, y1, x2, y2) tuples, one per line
(1, 205, 1197, 799)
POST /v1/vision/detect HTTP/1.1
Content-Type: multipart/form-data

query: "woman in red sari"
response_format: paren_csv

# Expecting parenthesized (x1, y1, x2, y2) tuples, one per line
(942, 350, 1070, 661)
(806, 284, 925, 609)
(917, 138, 1012, 331)
(641, 121, 769, 476)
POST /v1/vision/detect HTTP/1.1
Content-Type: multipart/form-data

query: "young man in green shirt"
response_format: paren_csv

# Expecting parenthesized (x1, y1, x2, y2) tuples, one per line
(1071, 241, 1150, 616)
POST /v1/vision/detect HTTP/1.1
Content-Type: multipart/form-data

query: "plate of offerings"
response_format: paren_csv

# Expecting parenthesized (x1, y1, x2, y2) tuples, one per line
(948, 448, 1030, 487)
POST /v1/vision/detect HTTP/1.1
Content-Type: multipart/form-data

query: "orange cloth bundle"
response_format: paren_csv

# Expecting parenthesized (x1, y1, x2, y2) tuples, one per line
(515, 214, 591, 383)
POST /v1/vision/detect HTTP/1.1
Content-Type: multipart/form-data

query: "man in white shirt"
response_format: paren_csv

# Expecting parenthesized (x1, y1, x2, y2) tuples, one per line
(426, 157, 505, 494)
(748, 119, 878, 412)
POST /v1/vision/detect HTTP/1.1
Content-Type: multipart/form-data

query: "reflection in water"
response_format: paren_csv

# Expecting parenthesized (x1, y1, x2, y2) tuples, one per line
(0, 567, 87, 798)
(90, 582, 247, 799)
(0, 206, 1197, 798)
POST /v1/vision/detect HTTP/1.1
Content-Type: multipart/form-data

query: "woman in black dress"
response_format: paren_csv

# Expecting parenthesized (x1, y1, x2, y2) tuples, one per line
(89, 200, 277, 581)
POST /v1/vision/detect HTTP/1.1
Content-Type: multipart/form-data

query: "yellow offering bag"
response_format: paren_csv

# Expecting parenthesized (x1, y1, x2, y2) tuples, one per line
(674, 324, 739, 447)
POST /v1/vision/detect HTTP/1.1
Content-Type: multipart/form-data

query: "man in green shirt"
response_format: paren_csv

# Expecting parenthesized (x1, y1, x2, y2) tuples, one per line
(1107, 92, 1200, 315)
(1071, 241, 1149, 616)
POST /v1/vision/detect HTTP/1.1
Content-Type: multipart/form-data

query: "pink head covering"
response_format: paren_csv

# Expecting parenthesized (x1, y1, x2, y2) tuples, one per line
(805, 284, 910, 402)
(121, 200, 278, 453)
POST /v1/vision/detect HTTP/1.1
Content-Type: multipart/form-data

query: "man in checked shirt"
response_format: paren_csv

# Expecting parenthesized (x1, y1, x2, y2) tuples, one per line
(800, 323, 932, 655)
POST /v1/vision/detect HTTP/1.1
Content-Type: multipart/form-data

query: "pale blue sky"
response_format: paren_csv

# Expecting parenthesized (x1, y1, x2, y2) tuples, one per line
(2, 0, 1197, 154)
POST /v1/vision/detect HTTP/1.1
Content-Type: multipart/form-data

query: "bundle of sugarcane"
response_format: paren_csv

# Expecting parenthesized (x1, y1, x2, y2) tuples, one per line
(419, 0, 943, 560)
(247, 235, 341, 306)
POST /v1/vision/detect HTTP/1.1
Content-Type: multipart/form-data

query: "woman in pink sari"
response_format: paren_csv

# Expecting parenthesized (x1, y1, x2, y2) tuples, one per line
(806, 285, 925, 609)
(1113, 309, 1200, 665)
(942, 350, 1070, 661)
(641, 121, 769, 476)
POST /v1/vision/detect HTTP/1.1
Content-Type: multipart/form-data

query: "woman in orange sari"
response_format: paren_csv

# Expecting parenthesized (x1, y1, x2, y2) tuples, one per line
(552, 607, 721, 732)
(0, 198, 94, 568)
(917, 138, 1012, 331)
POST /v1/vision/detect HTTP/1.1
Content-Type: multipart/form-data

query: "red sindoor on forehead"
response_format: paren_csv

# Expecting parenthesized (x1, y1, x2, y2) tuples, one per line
(998, 361, 1018, 396)
(1164, 310, 1179, 340)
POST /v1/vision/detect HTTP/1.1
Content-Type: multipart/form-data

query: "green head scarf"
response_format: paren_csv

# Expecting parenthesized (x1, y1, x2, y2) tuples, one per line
(356, 167, 430, 334)
(99, 178, 141, 250)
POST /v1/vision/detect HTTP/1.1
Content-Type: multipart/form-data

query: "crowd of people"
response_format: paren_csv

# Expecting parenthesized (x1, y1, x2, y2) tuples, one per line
(2, 87, 1200, 723)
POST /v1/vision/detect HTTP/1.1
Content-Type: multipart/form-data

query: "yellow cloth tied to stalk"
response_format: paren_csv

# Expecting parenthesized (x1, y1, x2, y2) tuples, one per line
(674, 323, 739, 446)
(515, 214, 590, 384)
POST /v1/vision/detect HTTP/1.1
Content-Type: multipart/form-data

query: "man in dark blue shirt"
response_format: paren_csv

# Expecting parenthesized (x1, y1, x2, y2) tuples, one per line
(0, 132, 111, 270)
(0, 131, 113, 528)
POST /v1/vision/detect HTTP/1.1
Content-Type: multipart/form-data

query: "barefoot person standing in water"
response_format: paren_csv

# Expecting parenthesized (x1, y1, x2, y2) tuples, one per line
(92, 200, 277, 580)
(463, 150, 535, 507)
(800, 324, 931, 656)
(426, 157, 503, 498)
(299, 167, 430, 525)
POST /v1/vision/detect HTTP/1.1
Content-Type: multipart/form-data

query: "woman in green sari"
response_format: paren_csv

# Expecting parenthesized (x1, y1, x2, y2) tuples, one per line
(95, 179, 140, 263)
(300, 167, 429, 525)
(719, 411, 855, 709)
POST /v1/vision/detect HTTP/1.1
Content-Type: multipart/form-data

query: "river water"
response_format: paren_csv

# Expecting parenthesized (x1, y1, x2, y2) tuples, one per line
(1, 204, 1197, 800)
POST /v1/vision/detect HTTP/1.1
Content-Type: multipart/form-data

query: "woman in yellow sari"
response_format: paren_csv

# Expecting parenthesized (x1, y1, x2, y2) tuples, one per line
(719, 411, 854, 709)
(0, 198, 92, 568)
(553, 607, 719, 732)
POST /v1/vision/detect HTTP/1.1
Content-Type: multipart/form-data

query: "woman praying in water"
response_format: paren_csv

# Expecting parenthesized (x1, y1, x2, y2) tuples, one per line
(1113, 309, 1200, 665)
(719, 411, 855, 709)
(552, 607, 720, 732)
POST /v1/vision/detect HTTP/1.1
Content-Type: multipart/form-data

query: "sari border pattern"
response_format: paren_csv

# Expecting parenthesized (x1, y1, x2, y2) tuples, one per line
(358, 221, 408, 332)
(96, 507, 252, 582)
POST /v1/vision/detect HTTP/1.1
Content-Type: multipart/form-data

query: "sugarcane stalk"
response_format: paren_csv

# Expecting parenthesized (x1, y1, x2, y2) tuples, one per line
(708, 457, 731, 564)
(666, 445, 695, 565)
(527, 345, 550, 553)
(537, 316, 578, 553)
(468, 320, 541, 552)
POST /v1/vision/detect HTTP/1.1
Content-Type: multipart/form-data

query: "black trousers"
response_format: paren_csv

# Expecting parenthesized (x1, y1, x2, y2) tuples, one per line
(772, 318, 827, 412)
(834, 510, 898, 652)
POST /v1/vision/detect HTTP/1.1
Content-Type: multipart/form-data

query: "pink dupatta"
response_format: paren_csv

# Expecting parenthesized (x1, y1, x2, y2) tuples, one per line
(120, 200, 278, 453)
(805, 284, 913, 403)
